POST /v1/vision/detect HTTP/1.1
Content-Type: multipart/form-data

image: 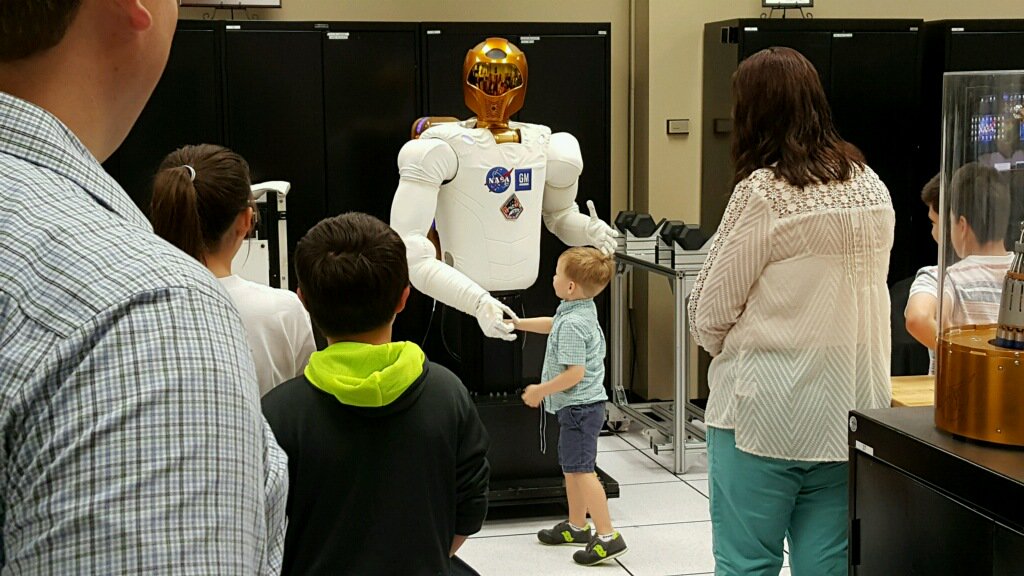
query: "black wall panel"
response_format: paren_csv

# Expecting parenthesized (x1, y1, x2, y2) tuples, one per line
(223, 29, 326, 289)
(323, 26, 420, 219)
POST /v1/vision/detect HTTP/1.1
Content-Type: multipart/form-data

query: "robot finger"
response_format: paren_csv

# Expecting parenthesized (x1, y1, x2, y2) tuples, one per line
(497, 302, 521, 322)
(586, 199, 599, 219)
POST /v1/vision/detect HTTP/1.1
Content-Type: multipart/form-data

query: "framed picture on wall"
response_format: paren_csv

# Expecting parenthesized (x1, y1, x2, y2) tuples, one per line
(179, 0, 282, 7)
(762, 0, 813, 6)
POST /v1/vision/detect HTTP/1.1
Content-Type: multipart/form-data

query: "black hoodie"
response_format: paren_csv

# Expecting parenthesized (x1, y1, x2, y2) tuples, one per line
(262, 343, 490, 576)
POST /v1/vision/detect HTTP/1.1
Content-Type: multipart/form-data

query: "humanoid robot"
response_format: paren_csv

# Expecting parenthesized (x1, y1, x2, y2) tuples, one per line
(391, 37, 617, 392)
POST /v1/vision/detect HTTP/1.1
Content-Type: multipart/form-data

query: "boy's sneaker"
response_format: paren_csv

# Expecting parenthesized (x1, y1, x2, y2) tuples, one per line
(573, 532, 628, 566)
(537, 521, 591, 546)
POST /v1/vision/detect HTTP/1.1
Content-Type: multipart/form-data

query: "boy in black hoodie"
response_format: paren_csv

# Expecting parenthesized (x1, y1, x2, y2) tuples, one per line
(262, 212, 490, 576)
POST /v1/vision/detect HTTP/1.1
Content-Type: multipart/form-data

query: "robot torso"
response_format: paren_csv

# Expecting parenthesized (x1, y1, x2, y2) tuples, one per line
(422, 120, 550, 292)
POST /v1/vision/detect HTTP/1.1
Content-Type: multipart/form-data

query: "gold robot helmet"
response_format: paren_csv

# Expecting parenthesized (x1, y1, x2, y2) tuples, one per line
(463, 37, 528, 129)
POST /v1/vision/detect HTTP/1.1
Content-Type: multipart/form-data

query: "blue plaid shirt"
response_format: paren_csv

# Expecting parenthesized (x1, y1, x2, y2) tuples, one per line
(541, 299, 608, 414)
(0, 92, 288, 574)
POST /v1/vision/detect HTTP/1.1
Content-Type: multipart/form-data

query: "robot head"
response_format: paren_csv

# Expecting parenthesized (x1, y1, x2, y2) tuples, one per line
(463, 38, 527, 128)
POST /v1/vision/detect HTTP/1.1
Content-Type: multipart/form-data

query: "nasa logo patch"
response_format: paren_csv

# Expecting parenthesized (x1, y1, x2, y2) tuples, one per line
(515, 168, 532, 192)
(485, 167, 512, 193)
(501, 194, 524, 220)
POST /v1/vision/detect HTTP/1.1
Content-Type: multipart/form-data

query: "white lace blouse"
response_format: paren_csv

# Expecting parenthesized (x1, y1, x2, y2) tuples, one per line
(689, 167, 895, 461)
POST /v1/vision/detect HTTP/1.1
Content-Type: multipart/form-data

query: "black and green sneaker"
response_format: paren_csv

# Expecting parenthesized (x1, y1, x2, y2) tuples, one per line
(537, 521, 591, 546)
(573, 532, 628, 566)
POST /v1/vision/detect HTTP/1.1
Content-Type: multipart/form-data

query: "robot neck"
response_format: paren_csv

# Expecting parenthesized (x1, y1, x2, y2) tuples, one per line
(474, 119, 521, 144)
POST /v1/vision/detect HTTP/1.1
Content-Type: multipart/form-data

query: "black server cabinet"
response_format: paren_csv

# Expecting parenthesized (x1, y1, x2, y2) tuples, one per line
(848, 408, 1024, 575)
(320, 24, 426, 344)
(104, 22, 225, 212)
(222, 25, 326, 289)
(322, 25, 420, 219)
(702, 19, 925, 284)
(420, 23, 612, 384)
(921, 20, 1024, 254)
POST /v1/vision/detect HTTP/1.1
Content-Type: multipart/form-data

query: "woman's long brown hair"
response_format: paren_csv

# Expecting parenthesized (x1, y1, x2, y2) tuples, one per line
(731, 47, 864, 188)
(149, 144, 252, 263)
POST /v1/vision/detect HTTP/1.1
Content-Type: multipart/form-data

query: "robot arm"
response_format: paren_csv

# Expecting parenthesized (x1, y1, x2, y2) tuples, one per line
(391, 138, 518, 340)
(541, 132, 618, 254)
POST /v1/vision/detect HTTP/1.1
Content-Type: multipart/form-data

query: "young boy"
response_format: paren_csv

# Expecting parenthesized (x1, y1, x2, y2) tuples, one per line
(262, 213, 490, 576)
(905, 164, 1013, 363)
(514, 246, 627, 566)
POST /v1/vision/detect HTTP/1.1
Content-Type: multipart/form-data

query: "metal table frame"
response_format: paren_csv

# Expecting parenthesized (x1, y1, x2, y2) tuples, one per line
(608, 252, 707, 474)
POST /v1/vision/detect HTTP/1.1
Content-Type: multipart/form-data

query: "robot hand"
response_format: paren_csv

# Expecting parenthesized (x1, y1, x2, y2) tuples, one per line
(585, 200, 619, 255)
(475, 294, 521, 341)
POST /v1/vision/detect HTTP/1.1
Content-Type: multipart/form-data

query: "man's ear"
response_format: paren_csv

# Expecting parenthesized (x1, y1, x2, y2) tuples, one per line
(395, 285, 411, 314)
(119, 0, 153, 32)
(296, 286, 307, 309)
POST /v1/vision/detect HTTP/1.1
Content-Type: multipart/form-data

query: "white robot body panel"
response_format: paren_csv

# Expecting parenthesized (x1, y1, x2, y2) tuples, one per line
(424, 120, 552, 292)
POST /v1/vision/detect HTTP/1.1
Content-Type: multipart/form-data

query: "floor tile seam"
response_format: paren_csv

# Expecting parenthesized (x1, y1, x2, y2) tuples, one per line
(635, 447, 689, 477)
(611, 478, 687, 487)
(471, 518, 713, 540)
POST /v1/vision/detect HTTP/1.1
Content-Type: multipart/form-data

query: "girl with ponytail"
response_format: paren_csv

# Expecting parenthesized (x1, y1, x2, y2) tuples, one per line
(150, 144, 315, 396)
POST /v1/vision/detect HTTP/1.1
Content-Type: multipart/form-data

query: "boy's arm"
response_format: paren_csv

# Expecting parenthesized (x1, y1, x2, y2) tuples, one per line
(905, 292, 938, 350)
(452, 382, 490, 551)
(522, 365, 586, 408)
(509, 316, 554, 334)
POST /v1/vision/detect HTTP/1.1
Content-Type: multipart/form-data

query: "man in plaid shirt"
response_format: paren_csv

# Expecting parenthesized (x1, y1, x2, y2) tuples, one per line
(0, 2, 287, 573)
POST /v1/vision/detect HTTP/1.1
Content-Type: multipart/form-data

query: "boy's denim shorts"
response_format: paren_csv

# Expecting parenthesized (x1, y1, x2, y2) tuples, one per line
(556, 401, 606, 473)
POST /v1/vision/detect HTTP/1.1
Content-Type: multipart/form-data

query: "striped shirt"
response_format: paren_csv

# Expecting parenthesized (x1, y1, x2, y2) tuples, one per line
(0, 92, 287, 574)
(906, 256, 1012, 374)
(542, 299, 608, 414)
(908, 256, 1012, 326)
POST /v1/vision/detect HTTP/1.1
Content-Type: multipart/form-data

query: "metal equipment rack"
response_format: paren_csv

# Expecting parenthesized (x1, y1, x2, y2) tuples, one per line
(608, 252, 707, 474)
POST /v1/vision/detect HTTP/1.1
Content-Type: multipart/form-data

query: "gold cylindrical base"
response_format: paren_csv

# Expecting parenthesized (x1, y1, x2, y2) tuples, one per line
(935, 325, 1024, 447)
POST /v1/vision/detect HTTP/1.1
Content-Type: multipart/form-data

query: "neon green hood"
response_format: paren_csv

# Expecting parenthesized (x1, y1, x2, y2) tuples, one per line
(304, 341, 426, 408)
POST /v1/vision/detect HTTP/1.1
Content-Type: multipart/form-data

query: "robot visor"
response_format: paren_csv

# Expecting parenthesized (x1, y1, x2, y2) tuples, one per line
(468, 62, 524, 97)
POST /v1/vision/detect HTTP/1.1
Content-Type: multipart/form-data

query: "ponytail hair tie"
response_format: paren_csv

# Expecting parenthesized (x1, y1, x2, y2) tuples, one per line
(182, 165, 196, 182)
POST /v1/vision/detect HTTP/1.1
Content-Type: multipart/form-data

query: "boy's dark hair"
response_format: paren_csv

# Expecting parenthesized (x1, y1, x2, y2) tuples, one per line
(921, 173, 940, 213)
(150, 144, 253, 263)
(295, 213, 409, 338)
(0, 1, 84, 62)
(950, 162, 1011, 245)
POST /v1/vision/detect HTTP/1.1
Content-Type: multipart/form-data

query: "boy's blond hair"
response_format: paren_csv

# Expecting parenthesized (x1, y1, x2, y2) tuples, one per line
(560, 247, 615, 297)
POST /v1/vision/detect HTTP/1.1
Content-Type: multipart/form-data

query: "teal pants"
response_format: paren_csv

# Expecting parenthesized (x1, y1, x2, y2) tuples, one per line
(707, 427, 848, 576)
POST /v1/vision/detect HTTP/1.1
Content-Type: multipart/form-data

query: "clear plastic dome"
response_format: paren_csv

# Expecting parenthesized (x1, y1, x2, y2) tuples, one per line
(935, 71, 1024, 446)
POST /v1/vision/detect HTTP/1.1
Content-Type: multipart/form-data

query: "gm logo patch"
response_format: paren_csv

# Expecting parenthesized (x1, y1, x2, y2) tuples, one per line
(486, 167, 512, 193)
(515, 168, 532, 191)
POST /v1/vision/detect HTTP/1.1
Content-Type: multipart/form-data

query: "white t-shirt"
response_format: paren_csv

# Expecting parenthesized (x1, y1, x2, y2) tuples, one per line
(218, 275, 316, 396)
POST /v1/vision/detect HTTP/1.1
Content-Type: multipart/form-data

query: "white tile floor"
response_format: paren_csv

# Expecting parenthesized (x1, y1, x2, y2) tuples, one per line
(460, 428, 791, 575)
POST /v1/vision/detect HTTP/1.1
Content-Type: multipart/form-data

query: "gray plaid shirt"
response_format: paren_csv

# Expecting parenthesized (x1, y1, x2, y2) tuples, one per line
(0, 92, 288, 574)
(541, 299, 608, 414)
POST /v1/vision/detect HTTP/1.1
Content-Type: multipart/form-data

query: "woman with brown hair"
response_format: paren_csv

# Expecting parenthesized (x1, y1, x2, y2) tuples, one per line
(150, 144, 315, 396)
(688, 47, 894, 575)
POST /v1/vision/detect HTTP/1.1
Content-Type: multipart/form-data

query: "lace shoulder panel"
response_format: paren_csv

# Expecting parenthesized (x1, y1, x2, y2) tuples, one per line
(749, 167, 892, 218)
